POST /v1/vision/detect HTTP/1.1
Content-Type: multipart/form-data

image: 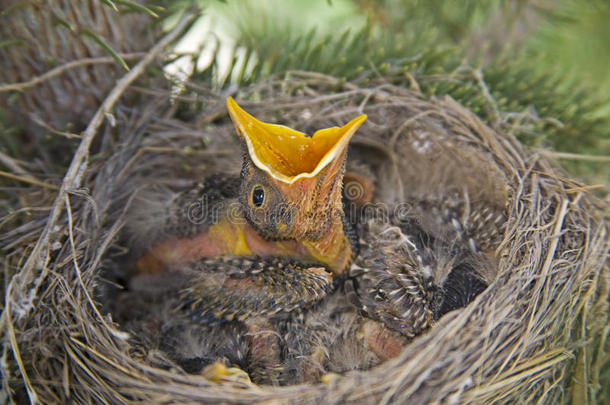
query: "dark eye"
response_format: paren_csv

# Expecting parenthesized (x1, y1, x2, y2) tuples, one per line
(252, 186, 265, 207)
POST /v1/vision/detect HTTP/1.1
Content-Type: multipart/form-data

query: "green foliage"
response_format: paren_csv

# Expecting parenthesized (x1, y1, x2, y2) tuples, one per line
(519, 0, 610, 182)
(1, 0, 607, 185)
(82, 28, 131, 70)
(183, 0, 608, 185)
(355, 0, 509, 43)
(531, 0, 610, 102)
(115, 0, 161, 17)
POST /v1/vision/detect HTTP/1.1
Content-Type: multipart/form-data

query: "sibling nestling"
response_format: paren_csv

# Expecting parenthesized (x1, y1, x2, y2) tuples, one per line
(116, 98, 495, 385)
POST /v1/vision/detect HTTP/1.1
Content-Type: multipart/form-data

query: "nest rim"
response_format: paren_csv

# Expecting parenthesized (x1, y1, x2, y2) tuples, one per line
(3, 73, 609, 404)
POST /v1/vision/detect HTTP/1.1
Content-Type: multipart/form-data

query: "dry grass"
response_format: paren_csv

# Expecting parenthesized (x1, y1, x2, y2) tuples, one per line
(1, 69, 608, 404)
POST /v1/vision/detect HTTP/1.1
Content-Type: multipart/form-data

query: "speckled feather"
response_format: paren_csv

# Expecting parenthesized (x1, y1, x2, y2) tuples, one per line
(120, 109, 508, 385)
(175, 256, 334, 325)
(123, 171, 505, 382)
(346, 207, 494, 338)
(409, 194, 507, 254)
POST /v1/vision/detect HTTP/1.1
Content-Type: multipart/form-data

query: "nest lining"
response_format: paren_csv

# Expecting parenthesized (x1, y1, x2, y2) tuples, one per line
(2, 74, 609, 404)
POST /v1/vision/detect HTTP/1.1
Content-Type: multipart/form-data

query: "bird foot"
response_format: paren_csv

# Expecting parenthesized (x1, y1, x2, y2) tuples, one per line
(201, 361, 254, 386)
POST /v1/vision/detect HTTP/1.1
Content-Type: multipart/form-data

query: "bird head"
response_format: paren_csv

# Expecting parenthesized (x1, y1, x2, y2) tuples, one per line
(227, 97, 366, 241)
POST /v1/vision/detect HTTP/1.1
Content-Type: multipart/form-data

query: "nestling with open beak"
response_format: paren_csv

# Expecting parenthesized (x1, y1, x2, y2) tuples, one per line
(135, 97, 365, 277)
(121, 97, 497, 384)
(123, 98, 376, 383)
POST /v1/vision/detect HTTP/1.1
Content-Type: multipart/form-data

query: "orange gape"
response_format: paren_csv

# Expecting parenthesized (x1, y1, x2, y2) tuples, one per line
(135, 98, 366, 275)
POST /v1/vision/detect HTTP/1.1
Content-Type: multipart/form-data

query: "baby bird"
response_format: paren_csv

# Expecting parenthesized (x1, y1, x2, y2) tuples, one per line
(135, 97, 365, 276)
(347, 211, 494, 339)
(120, 98, 500, 384)
(124, 98, 367, 383)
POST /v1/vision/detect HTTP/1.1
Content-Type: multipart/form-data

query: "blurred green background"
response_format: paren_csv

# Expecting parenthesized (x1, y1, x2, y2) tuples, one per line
(1, 0, 608, 193)
(173, 0, 610, 190)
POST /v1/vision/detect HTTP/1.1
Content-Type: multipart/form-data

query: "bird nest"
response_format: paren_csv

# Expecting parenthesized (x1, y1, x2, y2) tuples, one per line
(2, 72, 608, 404)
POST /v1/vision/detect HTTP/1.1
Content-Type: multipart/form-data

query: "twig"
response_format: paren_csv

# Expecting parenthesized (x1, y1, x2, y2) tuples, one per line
(197, 107, 229, 126)
(536, 150, 610, 163)
(3, 282, 40, 404)
(0, 170, 59, 190)
(0, 53, 145, 93)
(141, 146, 234, 155)
(31, 117, 82, 139)
(0, 151, 31, 177)
(286, 70, 359, 91)
(403, 71, 421, 93)
(2, 11, 196, 322)
(473, 68, 501, 124)
(388, 110, 435, 150)
(65, 194, 114, 334)
(565, 184, 605, 194)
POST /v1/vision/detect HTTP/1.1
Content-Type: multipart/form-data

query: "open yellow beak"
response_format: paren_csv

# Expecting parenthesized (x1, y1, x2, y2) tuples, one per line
(226, 97, 366, 184)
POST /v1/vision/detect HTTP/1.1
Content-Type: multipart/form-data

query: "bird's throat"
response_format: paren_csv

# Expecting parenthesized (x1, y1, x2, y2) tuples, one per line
(302, 219, 353, 274)
(135, 215, 353, 275)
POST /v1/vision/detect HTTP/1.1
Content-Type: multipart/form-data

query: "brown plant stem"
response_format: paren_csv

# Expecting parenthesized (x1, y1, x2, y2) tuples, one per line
(0, 12, 197, 403)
